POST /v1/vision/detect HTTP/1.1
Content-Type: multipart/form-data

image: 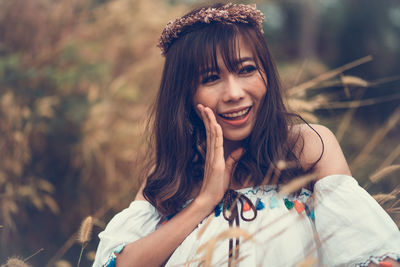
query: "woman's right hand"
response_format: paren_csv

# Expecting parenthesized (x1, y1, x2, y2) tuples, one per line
(113, 105, 243, 267)
(195, 104, 243, 209)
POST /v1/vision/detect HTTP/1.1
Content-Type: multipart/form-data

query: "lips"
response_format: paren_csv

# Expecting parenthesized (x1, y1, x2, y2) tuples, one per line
(219, 106, 251, 120)
(219, 107, 251, 120)
(218, 106, 252, 126)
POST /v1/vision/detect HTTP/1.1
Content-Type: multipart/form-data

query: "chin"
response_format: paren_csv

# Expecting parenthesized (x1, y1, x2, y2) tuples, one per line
(223, 131, 251, 142)
(219, 118, 255, 143)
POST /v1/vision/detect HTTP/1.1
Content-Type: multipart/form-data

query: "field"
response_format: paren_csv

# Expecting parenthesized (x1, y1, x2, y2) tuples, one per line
(0, 0, 399, 266)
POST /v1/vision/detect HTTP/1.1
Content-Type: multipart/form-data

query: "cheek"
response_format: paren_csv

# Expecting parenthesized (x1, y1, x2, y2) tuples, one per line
(193, 89, 217, 109)
(249, 73, 267, 99)
(258, 78, 267, 98)
(252, 83, 267, 101)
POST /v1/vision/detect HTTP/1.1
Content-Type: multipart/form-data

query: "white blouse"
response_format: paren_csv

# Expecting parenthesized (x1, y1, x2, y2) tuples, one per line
(93, 175, 400, 267)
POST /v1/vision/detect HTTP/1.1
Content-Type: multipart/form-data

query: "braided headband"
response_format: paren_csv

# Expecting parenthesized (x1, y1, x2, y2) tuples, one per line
(158, 3, 265, 56)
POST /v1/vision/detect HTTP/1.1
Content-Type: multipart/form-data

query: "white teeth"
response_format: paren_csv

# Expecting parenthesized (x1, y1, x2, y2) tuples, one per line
(221, 107, 250, 118)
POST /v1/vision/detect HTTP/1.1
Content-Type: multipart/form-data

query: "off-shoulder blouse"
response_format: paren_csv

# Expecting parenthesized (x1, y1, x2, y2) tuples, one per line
(93, 175, 400, 267)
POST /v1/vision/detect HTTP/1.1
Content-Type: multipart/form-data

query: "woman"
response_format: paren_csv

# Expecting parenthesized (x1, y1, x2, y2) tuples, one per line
(93, 3, 400, 266)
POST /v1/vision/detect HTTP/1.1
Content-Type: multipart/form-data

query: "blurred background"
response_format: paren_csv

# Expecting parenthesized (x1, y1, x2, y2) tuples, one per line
(0, 0, 399, 266)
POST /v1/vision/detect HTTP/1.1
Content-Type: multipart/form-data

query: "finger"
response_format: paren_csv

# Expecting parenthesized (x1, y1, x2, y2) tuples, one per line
(204, 107, 216, 162)
(226, 148, 244, 173)
(214, 123, 225, 165)
(198, 105, 211, 159)
(204, 107, 222, 150)
(203, 107, 224, 166)
(205, 108, 227, 176)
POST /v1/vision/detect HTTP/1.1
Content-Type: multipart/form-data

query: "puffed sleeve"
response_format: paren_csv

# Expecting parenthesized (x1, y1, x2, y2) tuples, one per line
(92, 200, 161, 267)
(313, 174, 400, 266)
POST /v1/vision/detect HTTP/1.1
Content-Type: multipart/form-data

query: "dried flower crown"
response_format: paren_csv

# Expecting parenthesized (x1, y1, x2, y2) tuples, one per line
(158, 3, 265, 56)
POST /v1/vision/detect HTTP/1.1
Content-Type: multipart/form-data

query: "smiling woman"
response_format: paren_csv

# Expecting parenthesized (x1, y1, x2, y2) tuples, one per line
(92, 3, 400, 267)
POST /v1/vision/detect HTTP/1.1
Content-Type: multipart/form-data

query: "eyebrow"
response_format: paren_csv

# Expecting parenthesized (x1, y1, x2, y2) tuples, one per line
(235, 57, 254, 64)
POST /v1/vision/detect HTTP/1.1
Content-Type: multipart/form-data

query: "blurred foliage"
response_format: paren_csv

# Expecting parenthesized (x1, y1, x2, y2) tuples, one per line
(0, 0, 186, 265)
(0, 0, 399, 266)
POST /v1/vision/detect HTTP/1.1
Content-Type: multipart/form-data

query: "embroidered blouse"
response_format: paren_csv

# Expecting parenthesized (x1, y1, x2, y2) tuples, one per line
(92, 175, 400, 267)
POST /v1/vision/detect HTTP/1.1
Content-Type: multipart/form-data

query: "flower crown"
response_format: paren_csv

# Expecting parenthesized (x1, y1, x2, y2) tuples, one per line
(158, 3, 265, 56)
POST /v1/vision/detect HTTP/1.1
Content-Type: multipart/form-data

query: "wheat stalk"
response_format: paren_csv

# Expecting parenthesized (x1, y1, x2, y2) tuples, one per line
(2, 258, 30, 267)
(323, 93, 400, 109)
(197, 214, 214, 239)
(378, 144, 400, 170)
(196, 227, 254, 267)
(351, 106, 400, 170)
(77, 216, 94, 267)
(288, 55, 372, 96)
(370, 165, 400, 183)
(335, 88, 366, 142)
(373, 194, 397, 205)
(296, 256, 317, 267)
(78, 216, 93, 244)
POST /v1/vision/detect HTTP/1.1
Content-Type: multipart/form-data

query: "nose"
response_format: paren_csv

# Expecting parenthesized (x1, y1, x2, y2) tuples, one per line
(222, 75, 245, 102)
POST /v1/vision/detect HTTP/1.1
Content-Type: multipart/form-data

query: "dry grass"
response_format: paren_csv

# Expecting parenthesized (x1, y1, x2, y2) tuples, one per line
(77, 216, 93, 267)
(196, 227, 254, 267)
(351, 106, 400, 170)
(370, 165, 400, 183)
(1, 258, 30, 267)
(0, 0, 399, 265)
(78, 216, 94, 245)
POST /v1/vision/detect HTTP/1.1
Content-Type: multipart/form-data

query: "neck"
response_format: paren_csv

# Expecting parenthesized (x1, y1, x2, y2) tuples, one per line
(223, 139, 243, 159)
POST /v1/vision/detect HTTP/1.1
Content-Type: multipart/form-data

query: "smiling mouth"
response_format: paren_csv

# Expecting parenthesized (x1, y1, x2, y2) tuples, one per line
(219, 107, 252, 120)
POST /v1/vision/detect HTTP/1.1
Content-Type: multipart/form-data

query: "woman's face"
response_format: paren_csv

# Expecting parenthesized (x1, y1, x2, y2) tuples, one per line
(193, 37, 267, 143)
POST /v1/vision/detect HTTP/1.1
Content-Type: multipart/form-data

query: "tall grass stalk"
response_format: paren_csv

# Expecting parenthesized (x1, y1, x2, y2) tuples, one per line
(23, 248, 44, 263)
(288, 55, 373, 96)
(351, 106, 400, 170)
(335, 88, 365, 142)
(77, 216, 93, 267)
(370, 165, 400, 183)
(2, 258, 30, 267)
(378, 144, 400, 169)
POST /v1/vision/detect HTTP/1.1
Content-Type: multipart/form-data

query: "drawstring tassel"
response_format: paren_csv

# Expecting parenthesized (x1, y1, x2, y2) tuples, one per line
(284, 198, 294, 210)
(269, 195, 279, 209)
(222, 190, 257, 267)
(256, 198, 265, 210)
(305, 204, 315, 220)
(214, 203, 222, 217)
(243, 202, 251, 211)
(294, 200, 305, 214)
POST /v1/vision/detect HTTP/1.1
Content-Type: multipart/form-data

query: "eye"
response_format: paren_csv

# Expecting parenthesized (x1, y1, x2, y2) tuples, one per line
(201, 74, 220, 84)
(239, 65, 257, 75)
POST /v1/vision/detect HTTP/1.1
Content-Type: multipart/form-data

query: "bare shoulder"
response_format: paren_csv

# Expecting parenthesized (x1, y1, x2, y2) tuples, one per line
(291, 123, 352, 180)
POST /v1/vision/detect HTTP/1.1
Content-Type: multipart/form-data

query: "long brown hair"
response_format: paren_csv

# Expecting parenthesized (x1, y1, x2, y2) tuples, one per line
(143, 6, 319, 216)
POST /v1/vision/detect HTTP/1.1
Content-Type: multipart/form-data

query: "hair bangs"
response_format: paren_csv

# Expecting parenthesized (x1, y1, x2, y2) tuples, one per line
(189, 23, 260, 88)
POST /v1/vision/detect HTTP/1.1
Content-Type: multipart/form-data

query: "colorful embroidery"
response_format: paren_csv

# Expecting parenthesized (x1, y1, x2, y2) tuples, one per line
(284, 198, 294, 209)
(305, 204, 315, 220)
(243, 202, 251, 211)
(200, 186, 313, 220)
(269, 195, 279, 209)
(355, 252, 400, 267)
(102, 244, 125, 267)
(214, 203, 222, 217)
(256, 198, 265, 210)
(294, 200, 305, 214)
(379, 262, 393, 267)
